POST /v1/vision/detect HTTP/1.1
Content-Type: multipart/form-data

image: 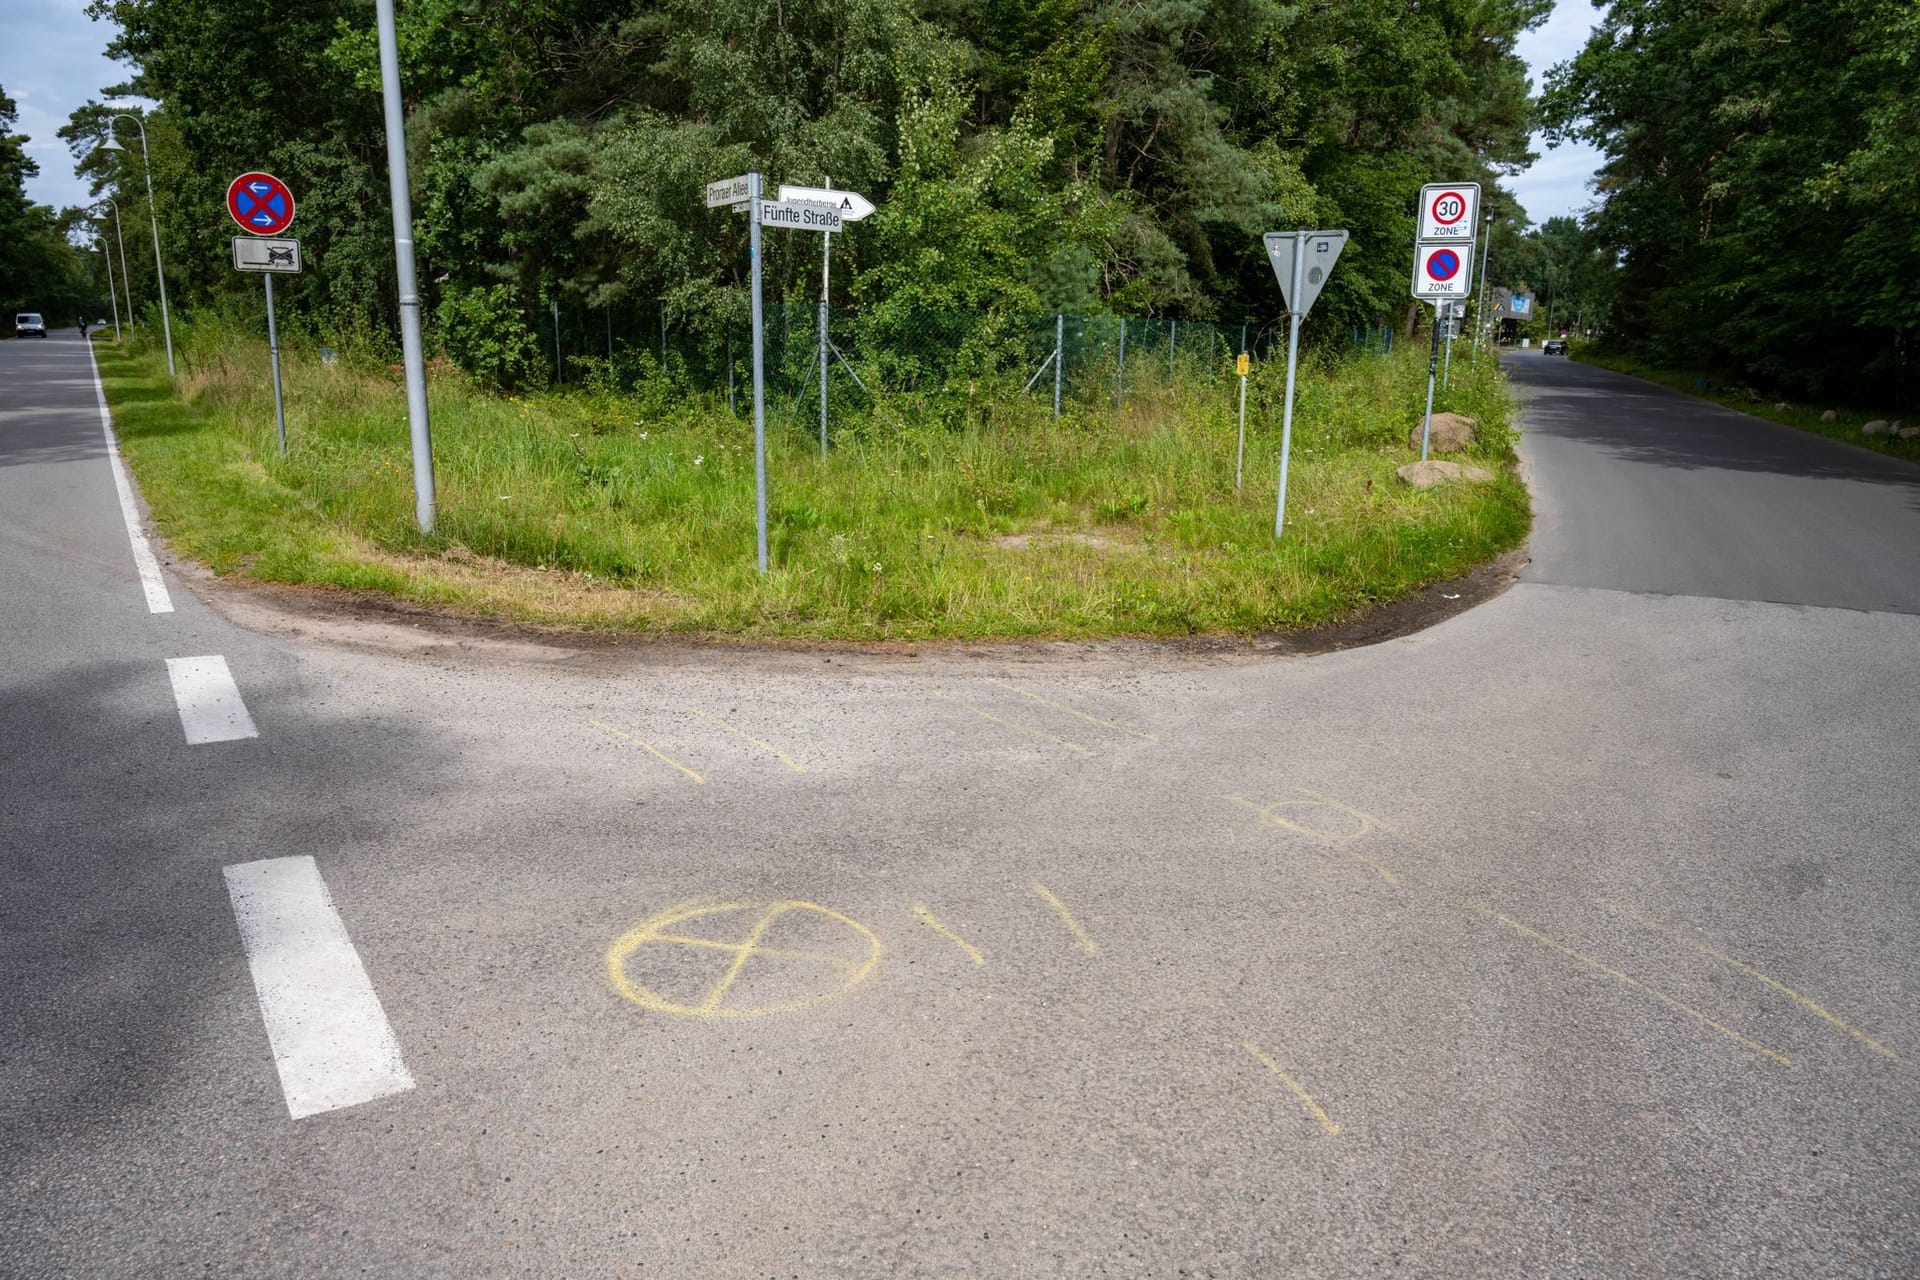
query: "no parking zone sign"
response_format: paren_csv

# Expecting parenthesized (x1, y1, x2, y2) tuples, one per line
(1411, 241, 1474, 300)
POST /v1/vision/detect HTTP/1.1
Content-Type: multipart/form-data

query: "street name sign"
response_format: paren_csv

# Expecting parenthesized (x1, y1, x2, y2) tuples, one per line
(1411, 241, 1474, 300)
(777, 185, 876, 221)
(755, 199, 843, 232)
(232, 237, 302, 273)
(1262, 229, 1348, 317)
(1417, 182, 1480, 241)
(226, 172, 296, 235)
(706, 174, 753, 208)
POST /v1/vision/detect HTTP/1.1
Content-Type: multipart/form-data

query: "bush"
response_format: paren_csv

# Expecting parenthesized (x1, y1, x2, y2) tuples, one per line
(432, 284, 547, 390)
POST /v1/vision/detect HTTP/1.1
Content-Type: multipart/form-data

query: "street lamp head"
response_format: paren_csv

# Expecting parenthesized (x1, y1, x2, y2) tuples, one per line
(96, 137, 126, 153)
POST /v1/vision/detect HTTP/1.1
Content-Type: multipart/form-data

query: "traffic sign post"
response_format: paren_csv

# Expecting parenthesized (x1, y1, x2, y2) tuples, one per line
(1410, 186, 1483, 460)
(779, 183, 875, 454)
(1418, 183, 1479, 241)
(227, 173, 301, 455)
(1235, 350, 1251, 492)
(748, 171, 767, 574)
(1262, 230, 1349, 538)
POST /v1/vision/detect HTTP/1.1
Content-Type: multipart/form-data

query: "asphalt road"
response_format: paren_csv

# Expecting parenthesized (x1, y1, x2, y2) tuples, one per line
(3, 335, 1916, 1277)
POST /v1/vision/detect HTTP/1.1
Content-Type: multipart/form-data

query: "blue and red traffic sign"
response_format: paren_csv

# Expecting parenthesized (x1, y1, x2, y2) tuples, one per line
(1425, 248, 1462, 281)
(226, 172, 296, 236)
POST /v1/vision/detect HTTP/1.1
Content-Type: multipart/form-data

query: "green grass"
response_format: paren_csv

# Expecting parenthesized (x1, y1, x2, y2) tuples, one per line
(1574, 345, 1920, 464)
(95, 319, 1530, 641)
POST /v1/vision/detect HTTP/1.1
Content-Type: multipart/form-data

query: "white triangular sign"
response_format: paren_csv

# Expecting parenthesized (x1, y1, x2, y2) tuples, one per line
(1263, 230, 1349, 317)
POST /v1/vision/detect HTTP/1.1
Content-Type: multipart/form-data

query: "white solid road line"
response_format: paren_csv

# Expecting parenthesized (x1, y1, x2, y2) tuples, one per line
(86, 340, 173, 613)
(165, 655, 260, 744)
(223, 857, 415, 1120)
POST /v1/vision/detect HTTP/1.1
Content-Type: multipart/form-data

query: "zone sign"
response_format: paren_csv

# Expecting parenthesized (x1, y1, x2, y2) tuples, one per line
(1411, 241, 1475, 300)
(1417, 182, 1480, 241)
(226, 172, 296, 236)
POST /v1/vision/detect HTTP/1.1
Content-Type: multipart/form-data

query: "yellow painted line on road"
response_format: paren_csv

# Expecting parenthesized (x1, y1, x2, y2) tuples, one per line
(1288, 786, 1452, 862)
(924, 688, 1094, 756)
(912, 903, 985, 965)
(684, 706, 808, 773)
(589, 718, 705, 785)
(1598, 899, 1896, 1059)
(1241, 1040, 1341, 1136)
(1030, 882, 1098, 954)
(1222, 794, 1403, 886)
(985, 679, 1158, 741)
(1465, 900, 1789, 1067)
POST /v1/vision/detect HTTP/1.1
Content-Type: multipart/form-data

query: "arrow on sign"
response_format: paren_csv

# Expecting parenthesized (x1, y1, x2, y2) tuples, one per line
(776, 185, 876, 222)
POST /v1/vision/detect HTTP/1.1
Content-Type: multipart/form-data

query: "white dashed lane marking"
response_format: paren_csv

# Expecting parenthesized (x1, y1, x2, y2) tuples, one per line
(223, 857, 414, 1119)
(165, 655, 260, 744)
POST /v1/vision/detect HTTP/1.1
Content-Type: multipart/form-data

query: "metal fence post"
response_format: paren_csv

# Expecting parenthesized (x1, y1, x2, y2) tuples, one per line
(1168, 319, 1176, 381)
(1115, 317, 1126, 414)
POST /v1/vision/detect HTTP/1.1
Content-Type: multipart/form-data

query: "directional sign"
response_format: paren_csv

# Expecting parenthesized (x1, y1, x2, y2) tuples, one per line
(1262, 229, 1349, 316)
(1411, 241, 1474, 300)
(776, 185, 876, 222)
(1417, 182, 1480, 241)
(226, 172, 296, 235)
(232, 237, 302, 273)
(755, 199, 843, 232)
(706, 174, 753, 208)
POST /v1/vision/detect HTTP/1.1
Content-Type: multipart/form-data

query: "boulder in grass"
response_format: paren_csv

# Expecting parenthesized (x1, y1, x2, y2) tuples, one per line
(1896, 427, 1920, 441)
(1773, 402, 1790, 412)
(1863, 419, 1891, 436)
(1820, 410, 1840, 423)
(1397, 460, 1495, 490)
(1408, 412, 1479, 454)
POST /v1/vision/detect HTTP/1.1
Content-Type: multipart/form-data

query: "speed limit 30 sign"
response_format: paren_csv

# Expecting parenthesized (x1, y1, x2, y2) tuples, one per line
(1417, 182, 1480, 241)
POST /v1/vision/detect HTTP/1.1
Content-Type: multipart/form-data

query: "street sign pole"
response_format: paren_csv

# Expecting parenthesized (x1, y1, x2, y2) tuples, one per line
(264, 273, 287, 453)
(749, 170, 768, 575)
(1235, 351, 1249, 493)
(819, 176, 830, 455)
(1442, 302, 1455, 390)
(374, 0, 435, 534)
(1275, 231, 1306, 539)
(1420, 307, 1442, 460)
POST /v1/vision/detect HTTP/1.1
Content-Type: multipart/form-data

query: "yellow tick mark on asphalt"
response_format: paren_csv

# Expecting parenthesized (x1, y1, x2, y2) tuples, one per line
(985, 679, 1158, 741)
(1030, 882, 1098, 954)
(589, 718, 705, 785)
(1597, 899, 1896, 1059)
(684, 706, 808, 773)
(1241, 1040, 1341, 1136)
(607, 899, 881, 1019)
(912, 903, 985, 965)
(924, 688, 1094, 756)
(1222, 794, 1402, 885)
(1465, 900, 1789, 1067)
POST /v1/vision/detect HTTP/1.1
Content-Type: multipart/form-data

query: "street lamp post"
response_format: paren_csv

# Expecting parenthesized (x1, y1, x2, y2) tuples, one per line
(102, 198, 133, 339)
(100, 114, 175, 376)
(99, 227, 120, 340)
(1474, 210, 1494, 351)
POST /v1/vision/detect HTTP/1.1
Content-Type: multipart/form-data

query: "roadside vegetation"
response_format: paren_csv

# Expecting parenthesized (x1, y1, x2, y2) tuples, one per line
(1573, 346, 1920, 464)
(97, 320, 1527, 642)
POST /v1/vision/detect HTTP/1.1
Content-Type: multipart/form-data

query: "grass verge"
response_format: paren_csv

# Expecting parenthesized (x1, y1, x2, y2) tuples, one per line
(1574, 345, 1920, 464)
(95, 321, 1529, 642)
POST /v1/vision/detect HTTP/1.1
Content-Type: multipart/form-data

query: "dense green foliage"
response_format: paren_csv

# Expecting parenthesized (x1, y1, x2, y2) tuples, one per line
(68, 0, 1550, 357)
(1543, 0, 1920, 406)
(0, 86, 99, 322)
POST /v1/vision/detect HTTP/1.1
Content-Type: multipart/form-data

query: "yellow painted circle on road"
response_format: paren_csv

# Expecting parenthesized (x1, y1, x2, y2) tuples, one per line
(606, 899, 881, 1018)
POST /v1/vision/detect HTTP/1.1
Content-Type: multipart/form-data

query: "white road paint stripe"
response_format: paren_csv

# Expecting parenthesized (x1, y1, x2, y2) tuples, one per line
(166, 655, 260, 744)
(86, 340, 173, 613)
(223, 857, 415, 1119)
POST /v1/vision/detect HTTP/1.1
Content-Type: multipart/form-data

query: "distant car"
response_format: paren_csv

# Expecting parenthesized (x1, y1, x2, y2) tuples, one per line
(14, 312, 47, 338)
(1542, 338, 1568, 355)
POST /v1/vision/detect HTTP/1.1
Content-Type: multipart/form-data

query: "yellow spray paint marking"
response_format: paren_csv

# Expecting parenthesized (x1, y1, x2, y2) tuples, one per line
(607, 899, 881, 1018)
(923, 688, 1094, 756)
(684, 706, 808, 773)
(1241, 1040, 1341, 1136)
(912, 903, 985, 965)
(1598, 900, 1896, 1059)
(985, 679, 1158, 741)
(1464, 900, 1789, 1067)
(1222, 794, 1403, 885)
(1030, 882, 1098, 954)
(589, 718, 705, 785)
(1287, 786, 1452, 862)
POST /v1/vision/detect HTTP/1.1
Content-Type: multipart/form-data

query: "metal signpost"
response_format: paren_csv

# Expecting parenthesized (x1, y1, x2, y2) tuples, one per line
(226, 173, 299, 454)
(1410, 182, 1480, 460)
(778, 182, 875, 453)
(1234, 351, 1251, 492)
(1263, 229, 1348, 538)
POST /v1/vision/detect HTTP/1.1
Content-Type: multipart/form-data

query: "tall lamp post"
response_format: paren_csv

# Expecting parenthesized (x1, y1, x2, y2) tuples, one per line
(98, 225, 120, 340)
(98, 113, 175, 376)
(1474, 210, 1494, 351)
(101, 198, 134, 338)
(373, 0, 436, 534)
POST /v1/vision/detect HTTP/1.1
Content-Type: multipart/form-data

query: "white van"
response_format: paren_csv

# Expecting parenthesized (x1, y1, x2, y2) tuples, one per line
(14, 312, 47, 338)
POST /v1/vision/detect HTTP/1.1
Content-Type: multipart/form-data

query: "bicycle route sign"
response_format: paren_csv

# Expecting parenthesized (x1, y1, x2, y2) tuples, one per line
(226, 172, 296, 236)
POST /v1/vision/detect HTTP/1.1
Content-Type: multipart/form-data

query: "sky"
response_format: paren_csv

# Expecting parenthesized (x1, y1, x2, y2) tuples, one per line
(5, 0, 1609, 224)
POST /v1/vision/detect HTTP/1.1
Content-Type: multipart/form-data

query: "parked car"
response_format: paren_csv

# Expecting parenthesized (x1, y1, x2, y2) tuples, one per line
(1542, 338, 1568, 355)
(14, 312, 47, 338)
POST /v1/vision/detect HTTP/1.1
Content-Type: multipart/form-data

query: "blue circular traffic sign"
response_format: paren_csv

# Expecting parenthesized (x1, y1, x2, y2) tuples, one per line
(226, 172, 296, 236)
(1425, 248, 1462, 282)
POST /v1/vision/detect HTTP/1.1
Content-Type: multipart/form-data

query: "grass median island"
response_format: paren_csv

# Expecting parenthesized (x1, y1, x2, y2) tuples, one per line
(95, 322, 1528, 642)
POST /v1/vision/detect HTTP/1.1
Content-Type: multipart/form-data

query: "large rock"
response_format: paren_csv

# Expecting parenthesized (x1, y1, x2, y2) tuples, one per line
(1820, 410, 1840, 423)
(1863, 419, 1891, 436)
(1896, 427, 1920, 441)
(1397, 460, 1495, 490)
(1408, 412, 1478, 454)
